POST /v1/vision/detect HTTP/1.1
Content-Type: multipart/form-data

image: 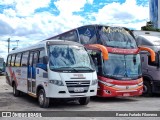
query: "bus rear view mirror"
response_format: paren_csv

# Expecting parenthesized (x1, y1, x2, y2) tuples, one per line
(87, 44, 109, 60)
(139, 46, 155, 62)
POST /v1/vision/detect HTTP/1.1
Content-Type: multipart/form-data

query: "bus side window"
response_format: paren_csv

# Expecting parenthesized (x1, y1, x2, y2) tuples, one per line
(90, 52, 102, 74)
(21, 51, 29, 67)
(137, 36, 152, 46)
(7, 55, 11, 67)
(78, 26, 97, 44)
(33, 52, 38, 67)
(37, 49, 47, 71)
(60, 30, 78, 42)
(11, 54, 15, 67)
(15, 53, 22, 67)
(92, 56, 98, 72)
(39, 49, 46, 64)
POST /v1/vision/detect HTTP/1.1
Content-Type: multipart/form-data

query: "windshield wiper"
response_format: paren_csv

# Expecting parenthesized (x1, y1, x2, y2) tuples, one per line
(57, 67, 78, 72)
(73, 66, 94, 71)
(105, 74, 120, 79)
(107, 45, 117, 48)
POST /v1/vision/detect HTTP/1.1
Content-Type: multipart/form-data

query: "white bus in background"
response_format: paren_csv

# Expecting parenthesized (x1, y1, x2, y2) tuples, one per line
(133, 30, 160, 96)
(5, 40, 103, 108)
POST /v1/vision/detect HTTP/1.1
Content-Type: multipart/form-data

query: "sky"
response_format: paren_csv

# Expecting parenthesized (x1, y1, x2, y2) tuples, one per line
(0, 0, 149, 60)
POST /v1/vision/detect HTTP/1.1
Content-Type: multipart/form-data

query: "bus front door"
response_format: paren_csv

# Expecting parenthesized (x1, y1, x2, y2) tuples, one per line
(28, 51, 38, 94)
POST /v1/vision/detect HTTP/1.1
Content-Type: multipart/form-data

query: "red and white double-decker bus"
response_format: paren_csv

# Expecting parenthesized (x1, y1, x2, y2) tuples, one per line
(46, 25, 155, 97)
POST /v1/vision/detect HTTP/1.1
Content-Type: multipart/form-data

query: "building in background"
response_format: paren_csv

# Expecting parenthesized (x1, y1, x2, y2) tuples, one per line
(149, 0, 160, 28)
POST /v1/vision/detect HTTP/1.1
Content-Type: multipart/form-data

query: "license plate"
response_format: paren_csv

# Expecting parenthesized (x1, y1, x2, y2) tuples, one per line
(74, 88, 84, 92)
(123, 93, 130, 96)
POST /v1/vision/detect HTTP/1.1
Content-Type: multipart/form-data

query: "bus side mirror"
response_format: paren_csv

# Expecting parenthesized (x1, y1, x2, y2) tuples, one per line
(88, 44, 109, 60)
(139, 46, 155, 62)
(43, 56, 48, 64)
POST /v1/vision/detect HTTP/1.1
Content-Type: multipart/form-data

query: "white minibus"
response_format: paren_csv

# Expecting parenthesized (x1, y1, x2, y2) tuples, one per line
(6, 40, 101, 108)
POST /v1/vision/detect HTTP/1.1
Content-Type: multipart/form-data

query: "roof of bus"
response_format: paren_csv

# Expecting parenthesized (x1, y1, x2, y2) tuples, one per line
(138, 35, 160, 46)
(46, 24, 132, 40)
(8, 39, 84, 54)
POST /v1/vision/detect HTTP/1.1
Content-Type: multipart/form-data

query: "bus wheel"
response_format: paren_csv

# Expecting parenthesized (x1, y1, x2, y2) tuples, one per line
(79, 97, 90, 105)
(38, 89, 50, 108)
(143, 81, 152, 97)
(13, 83, 20, 97)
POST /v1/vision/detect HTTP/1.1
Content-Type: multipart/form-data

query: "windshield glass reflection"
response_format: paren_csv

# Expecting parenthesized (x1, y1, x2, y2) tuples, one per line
(98, 26, 137, 49)
(103, 53, 141, 79)
(49, 45, 94, 71)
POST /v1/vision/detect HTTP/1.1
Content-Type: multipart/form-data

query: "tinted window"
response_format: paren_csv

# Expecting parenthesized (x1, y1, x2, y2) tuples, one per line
(11, 54, 15, 66)
(39, 49, 45, 64)
(98, 26, 137, 48)
(33, 52, 38, 67)
(78, 26, 97, 44)
(60, 30, 78, 42)
(7, 55, 11, 67)
(21, 52, 29, 66)
(136, 36, 153, 46)
(15, 53, 22, 67)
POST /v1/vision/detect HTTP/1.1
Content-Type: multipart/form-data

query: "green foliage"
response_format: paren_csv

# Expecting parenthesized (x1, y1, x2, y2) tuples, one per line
(141, 21, 160, 32)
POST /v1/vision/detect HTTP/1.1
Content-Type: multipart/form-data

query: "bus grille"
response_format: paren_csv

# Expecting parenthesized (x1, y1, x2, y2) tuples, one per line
(65, 81, 90, 93)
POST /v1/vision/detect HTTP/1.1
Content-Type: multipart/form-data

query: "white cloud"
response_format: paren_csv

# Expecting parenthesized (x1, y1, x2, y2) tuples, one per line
(54, 0, 93, 15)
(1, 0, 51, 16)
(0, 0, 15, 5)
(0, 0, 150, 59)
(15, 0, 50, 16)
(3, 8, 17, 17)
(92, 0, 149, 29)
(54, 0, 86, 15)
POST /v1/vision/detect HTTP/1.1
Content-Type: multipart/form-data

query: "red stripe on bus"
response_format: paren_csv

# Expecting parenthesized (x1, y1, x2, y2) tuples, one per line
(106, 47, 139, 54)
(8, 67, 18, 86)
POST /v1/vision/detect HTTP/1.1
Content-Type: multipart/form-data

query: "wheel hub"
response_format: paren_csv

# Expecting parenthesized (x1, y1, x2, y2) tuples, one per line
(39, 93, 44, 105)
(143, 85, 147, 93)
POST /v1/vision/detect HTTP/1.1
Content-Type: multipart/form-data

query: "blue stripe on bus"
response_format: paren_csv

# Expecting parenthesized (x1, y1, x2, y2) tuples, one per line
(36, 63, 47, 71)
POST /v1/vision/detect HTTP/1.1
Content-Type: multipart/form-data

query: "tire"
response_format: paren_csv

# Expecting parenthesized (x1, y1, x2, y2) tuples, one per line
(79, 97, 90, 105)
(13, 83, 20, 97)
(143, 81, 152, 97)
(38, 89, 50, 108)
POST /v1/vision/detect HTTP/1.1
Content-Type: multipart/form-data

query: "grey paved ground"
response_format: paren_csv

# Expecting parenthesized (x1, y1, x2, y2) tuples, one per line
(0, 75, 160, 119)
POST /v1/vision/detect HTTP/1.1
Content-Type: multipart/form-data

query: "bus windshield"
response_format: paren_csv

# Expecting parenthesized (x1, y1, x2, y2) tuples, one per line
(98, 26, 137, 49)
(103, 53, 141, 80)
(49, 45, 94, 71)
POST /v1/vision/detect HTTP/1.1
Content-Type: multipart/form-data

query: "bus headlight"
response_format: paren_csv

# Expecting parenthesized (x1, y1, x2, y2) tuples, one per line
(49, 80, 64, 86)
(92, 79, 98, 85)
(138, 81, 143, 86)
(99, 80, 115, 87)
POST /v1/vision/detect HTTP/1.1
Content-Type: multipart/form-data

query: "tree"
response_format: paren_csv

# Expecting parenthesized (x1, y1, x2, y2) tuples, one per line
(141, 21, 160, 32)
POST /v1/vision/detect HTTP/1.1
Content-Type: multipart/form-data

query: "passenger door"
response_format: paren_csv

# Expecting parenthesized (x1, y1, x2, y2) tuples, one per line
(89, 51, 102, 75)
(28, 51, 38, 93)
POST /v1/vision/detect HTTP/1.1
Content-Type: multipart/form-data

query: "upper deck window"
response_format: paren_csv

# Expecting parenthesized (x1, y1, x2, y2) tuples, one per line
(78, 26, 97, 44)
(98, 26, 137, 49)
(59, 30, 78, 42)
